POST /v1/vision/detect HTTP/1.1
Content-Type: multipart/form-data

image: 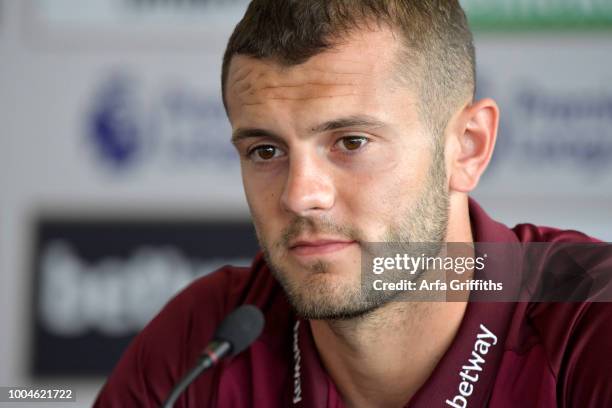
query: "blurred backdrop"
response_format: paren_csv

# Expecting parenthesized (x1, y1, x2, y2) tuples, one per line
(1, 0, 611, 406)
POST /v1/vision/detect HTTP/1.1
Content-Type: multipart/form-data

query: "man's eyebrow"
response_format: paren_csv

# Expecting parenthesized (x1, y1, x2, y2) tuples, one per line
(310, 115, 387, 133)
(231, 128, 284, 145)
(231, 115, 387, 145)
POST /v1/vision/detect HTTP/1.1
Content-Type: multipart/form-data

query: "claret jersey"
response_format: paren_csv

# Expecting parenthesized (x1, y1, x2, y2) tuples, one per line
(94, 200, 612, 407)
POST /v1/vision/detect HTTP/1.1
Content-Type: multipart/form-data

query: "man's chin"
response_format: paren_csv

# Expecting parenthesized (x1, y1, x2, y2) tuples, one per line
(288, 292, 396, 321)
(264, 247, 397, 319)
(277, 272, 400, 321)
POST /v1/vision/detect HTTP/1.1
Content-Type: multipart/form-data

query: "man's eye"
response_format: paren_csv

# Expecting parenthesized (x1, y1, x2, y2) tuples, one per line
(248, 145, 284, 161)
(336, 136, 369, 152)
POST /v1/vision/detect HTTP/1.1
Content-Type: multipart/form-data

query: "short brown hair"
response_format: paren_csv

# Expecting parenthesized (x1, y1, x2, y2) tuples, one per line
(221, 0, 475, 135)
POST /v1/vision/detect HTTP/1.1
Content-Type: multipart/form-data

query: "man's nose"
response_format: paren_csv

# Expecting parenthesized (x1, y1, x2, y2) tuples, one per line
(280, 154, 335, 216)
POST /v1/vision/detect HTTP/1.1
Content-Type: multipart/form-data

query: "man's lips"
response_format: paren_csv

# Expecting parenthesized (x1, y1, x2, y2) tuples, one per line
(289, 239, 357, 256)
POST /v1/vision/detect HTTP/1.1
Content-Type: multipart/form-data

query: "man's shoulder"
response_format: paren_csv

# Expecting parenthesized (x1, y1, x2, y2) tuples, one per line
(511, 222, 598, 243)
(94, 253, 292, 407)
(491, 299, 612, 406)
(507, 222, 611, 341)
(156, 252, 293, 349)
(495, 223, 612, 406)
(175, 253, 284, 313)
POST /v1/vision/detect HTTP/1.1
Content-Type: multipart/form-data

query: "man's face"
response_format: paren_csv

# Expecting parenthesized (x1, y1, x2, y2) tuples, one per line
(226, 28, 449, 320)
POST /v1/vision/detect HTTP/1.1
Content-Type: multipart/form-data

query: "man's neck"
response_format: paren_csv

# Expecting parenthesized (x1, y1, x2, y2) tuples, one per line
(310, 300, 467, 408)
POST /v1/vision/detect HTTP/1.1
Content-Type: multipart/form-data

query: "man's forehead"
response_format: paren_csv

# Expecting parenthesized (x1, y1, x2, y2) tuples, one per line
(225, 28, 406, 115)
(227, 57, 374, 104)
(229, 26, 401, 77)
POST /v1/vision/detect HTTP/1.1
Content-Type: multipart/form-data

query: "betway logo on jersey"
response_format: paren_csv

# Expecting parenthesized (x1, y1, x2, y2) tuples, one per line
(446, 324, 497, 408)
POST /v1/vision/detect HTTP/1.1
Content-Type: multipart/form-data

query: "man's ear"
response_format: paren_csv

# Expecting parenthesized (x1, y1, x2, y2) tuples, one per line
(447, 98, 499, 193)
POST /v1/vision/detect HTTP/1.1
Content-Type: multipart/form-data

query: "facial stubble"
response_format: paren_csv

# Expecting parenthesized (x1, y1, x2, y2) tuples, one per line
(258, 140, 449, 320)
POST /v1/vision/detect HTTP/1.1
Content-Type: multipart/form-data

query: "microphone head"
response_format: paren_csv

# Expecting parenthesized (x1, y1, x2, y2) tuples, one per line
(213, 304, 265, 356)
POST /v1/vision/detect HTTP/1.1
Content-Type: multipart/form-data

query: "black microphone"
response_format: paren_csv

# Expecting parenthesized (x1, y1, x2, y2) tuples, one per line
(161, 304, 265, 408)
